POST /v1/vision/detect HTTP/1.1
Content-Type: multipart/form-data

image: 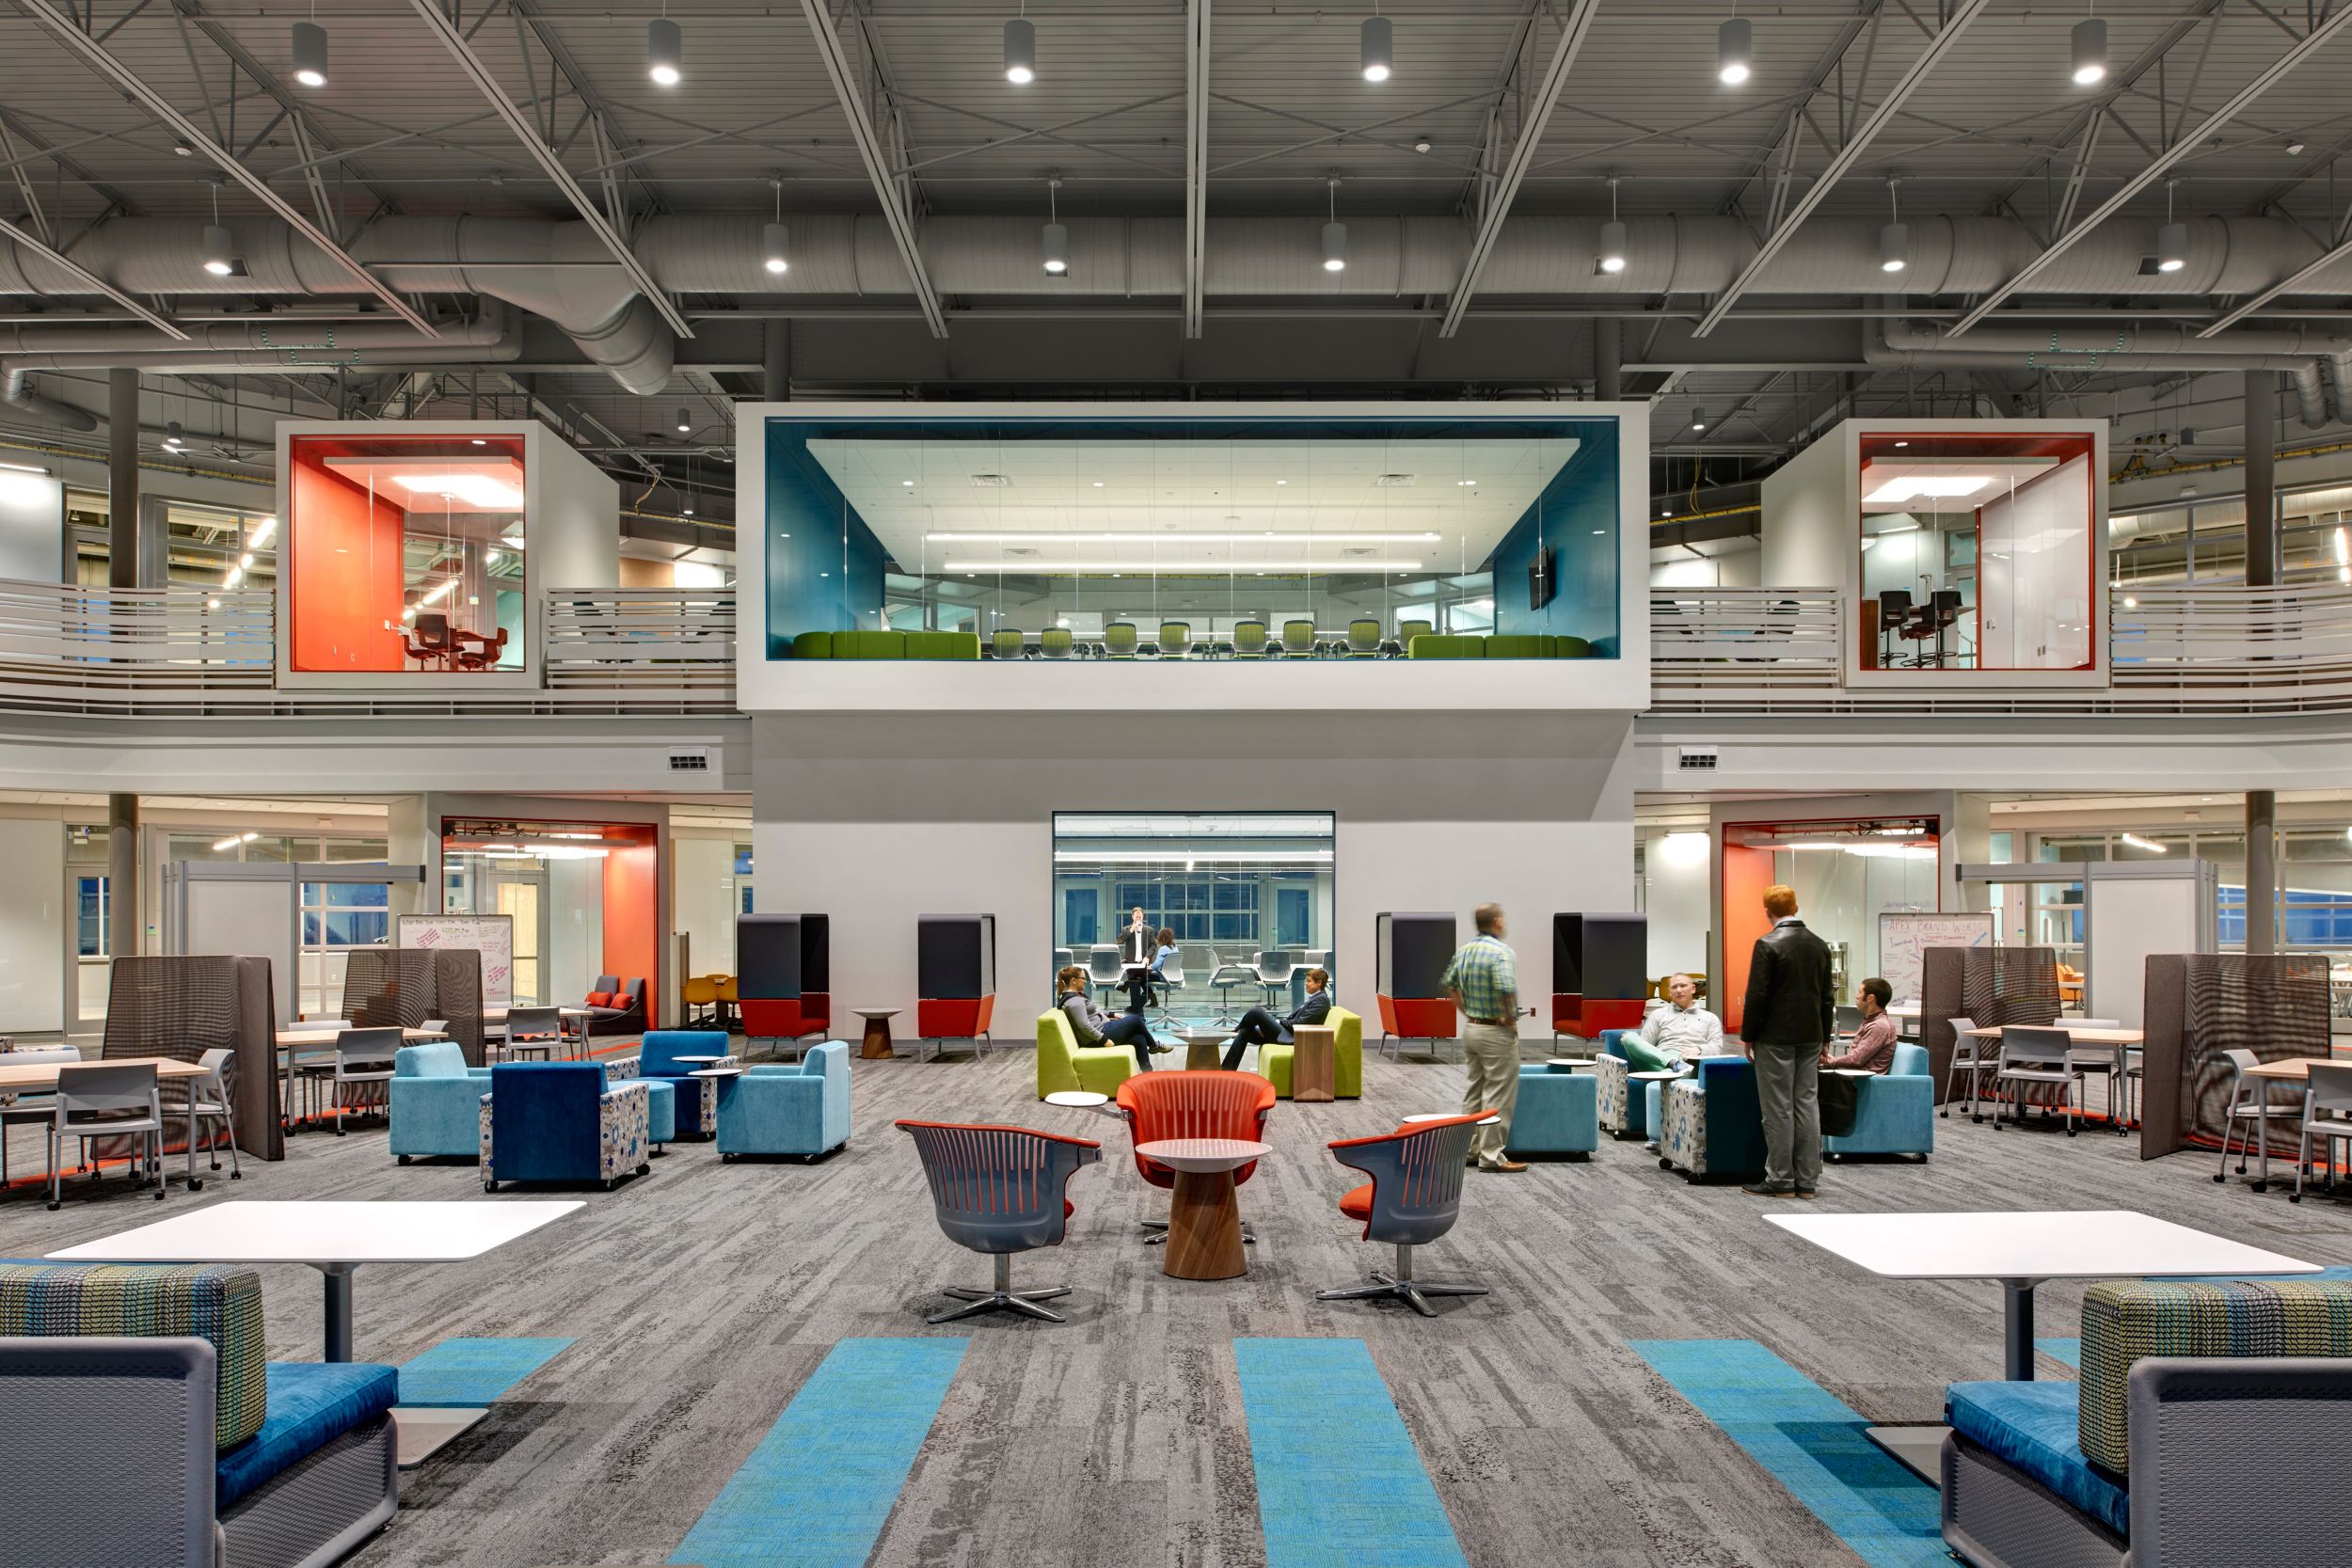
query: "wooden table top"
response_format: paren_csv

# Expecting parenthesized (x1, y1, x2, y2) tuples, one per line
(1963, 1024, 2143, 1046)
(2244, 1055, 2352, 1082)
(0, 1055, 208, 1092)
(277, 1026, 446, 1047)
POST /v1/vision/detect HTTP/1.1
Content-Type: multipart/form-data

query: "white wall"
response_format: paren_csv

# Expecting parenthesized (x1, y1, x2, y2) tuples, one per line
(754, 711, 1636, 1041)
(0, 469, 64, 582)
(545, 855, 604, 1005)
(1640, 828, 1712, 978)
(672, 833, 741, 977)
(1758, 429, 1851, 589)
(0, 817, 64, 1032)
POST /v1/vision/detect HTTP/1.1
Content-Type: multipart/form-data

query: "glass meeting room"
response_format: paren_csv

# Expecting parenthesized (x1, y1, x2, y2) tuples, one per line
(1052, 812, 1334, 1026)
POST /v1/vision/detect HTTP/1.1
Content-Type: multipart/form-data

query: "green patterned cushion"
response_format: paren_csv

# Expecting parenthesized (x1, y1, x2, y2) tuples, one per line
(2078, 1278, 2352, 1472)
(0, 1262, 268, 1448)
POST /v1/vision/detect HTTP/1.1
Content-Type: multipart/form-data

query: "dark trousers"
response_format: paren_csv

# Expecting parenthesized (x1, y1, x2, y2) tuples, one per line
(1096, 1012, 1156, 1070)
(1122, 971, 1157, 1013)
(1222, 1006, 1288, 1070)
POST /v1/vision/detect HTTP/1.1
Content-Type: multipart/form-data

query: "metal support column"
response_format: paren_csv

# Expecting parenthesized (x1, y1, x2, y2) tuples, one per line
(107, 368, 138, 588)
(107, 791, 137, 969)
(763, 320, 790, 402)
(2246, 789, 2278, 954)
(2244, 369, 2280, 588)
(1594, 318, 1622, 402)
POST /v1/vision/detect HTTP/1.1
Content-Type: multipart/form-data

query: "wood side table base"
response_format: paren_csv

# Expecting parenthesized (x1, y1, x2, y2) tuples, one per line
(860, 1019, 895, 1060)
(1184, 1037, 1224, 1070)
(1289, 1025, 1337, 1102)
(1163, 1169, 1247, 1280)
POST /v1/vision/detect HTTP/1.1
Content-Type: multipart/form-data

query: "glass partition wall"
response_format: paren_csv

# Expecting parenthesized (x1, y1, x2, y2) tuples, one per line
(766, 417, 1621, 660)
(1051, 812, 1335, 1026)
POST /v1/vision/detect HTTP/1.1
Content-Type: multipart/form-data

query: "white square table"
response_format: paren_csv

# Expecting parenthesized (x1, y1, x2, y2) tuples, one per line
(49, 1199, 583, 1362)
(1768, 1209, 2317, 1382)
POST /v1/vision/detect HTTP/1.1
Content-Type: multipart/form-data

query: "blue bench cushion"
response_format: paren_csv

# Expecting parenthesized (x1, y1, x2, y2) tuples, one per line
(1947, 1379, 2128, 1538)
(216, 1361, 400, 1509)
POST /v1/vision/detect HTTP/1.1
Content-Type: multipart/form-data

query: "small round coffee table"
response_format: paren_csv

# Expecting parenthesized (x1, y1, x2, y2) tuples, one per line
(1400, 1112, 1503, 1125)
(1137, 1137, 1270, 1281)
(1179, 1027, 1228, 1071)
(852, 1007, 900, 1060)
(1043, 1089, 1111, 1113)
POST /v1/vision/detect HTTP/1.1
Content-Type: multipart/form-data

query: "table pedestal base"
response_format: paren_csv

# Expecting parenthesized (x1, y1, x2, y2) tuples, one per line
(859, 1019, 896, 1060)
(1164, 1169, 1247, 1280)
(1184, 1037, 1224, 1070)
(321, 1262, 355, 1363)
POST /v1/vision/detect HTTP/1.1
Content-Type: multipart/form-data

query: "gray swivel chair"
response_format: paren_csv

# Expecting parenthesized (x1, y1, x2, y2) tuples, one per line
(1149, 953, 1187, 1028)
(2290, 1062, 2352, 1203)
(46, 1060, 166, 1211)
(329, 1028, 401, 1134)
(1994, 1026, 2085, 1134)
(502, 1006, 564, 1061)
(1088, 945, 1126, 1009)
(180, 1047, 241, 1189)
(2216, 1047, 2303, 1193)
(898, 1119, 1103, 1323)
(1254, 949, 1295, 1010)
(1209, 953, 1261, 1024)
(1316, 1114, 1487, 1318)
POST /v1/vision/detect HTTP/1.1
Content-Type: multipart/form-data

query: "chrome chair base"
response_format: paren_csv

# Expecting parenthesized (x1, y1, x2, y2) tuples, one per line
(1316, 1269, 1487, 1319)
(928, 1284, 1072, 1324)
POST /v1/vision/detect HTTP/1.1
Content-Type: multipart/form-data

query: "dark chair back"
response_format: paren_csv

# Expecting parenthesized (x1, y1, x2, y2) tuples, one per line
(1116, 1070, 1273, 1190)
(2002, 1025, 2075, 1070)
(1327, 1115, 1481, 1247)
(505, 1006, 563, 1043)
(897, 1120, 1101, 1255)
(489, 1062, 607, 1178)
(414, 612, 453, 651)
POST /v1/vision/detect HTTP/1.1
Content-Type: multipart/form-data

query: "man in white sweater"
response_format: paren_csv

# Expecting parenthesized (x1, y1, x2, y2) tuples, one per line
(1641, 974, 1724, 1060)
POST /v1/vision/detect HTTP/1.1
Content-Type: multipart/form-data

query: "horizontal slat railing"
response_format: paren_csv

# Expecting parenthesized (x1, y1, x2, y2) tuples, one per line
(0, 581, 274, 697)
(542, 589, 737, 697)
(1648, 589, 1843, 688)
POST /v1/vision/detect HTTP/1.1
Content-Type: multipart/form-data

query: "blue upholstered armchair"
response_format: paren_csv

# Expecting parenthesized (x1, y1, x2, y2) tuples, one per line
(1508, 1064, 1598, 1158)
(716, 1039, 852, 1159)
(479, 1062, 651, 1191)
(1825, 1041, 1935, 1159)
(639, 1028, 734, 1139)
(1657, 1056, 1767, 1181)
(390, 1041, 494, 1160)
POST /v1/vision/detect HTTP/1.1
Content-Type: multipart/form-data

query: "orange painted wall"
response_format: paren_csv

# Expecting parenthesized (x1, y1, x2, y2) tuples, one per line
(1719, 840, 1777, 1036)
(601, 837, 660, 1019)
(291, 458, 407, 671)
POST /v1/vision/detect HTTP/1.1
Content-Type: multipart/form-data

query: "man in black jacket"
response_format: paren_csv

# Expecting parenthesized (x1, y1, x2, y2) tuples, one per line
(1738, 884, 1836, 1198)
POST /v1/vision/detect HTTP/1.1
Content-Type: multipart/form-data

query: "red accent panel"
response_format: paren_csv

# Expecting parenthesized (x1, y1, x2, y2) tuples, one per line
(1560, 997, 1645, 1037)
(1720, 837, 1776, 1036)
(601, 841, 659, 1028)
(740, 997, 803, 1038)
(919, 997, 985, 1037)
(1551, 992, 1581, 1032)
(289, 456, 406, 672)
(1391, 997, 1454, 1037)
(799, 992, 830, 1035)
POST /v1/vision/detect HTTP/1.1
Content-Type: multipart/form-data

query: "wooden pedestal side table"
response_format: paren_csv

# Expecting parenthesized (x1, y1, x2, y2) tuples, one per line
(1137, 1138, 1270, 1282)
(852, 1006, 900, 1060)
(1180, 1026, 1228, 1070)
(1288, 1024, 1338, 1102)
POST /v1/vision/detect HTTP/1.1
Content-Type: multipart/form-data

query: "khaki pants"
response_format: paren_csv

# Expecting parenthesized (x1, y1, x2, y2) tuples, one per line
(1460, 1021, 1521, 1165)
(1752, 1038, 1822, 1192)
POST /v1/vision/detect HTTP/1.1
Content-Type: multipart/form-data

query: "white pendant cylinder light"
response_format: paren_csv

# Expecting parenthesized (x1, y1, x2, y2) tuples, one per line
(2071, 17, 2107, 86)
(1322, 178, 1346, 272)
(200, 224, 234, 277)
(675, 407, 692, 434)
(1879, 179, 1906, 274)
(762, 222, 790, 275)
(1005, 16, 1036, 84)
(292, 21, 328, 87)
(1691, 408, 1708, 431)
(1718, 16, 1752, 85)
(1361, 14, 1392, 82)
(1597, 176, 1626, 274)
(2156, 179, 2186, 273)
(647, 17, 682, 86)
(1042, 178, 1068, 274)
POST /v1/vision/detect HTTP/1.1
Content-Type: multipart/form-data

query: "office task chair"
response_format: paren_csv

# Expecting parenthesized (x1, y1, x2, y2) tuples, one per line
(1149, 953, 1187, 1028)
(1281, 620, 1318, 657)
(991, 629, 1027, 660)
(1232, 621, 1269, 658)
(897, 1120, 1102, 1323)
(1316, 1114, 1489, 1318)
(1209, 952, 1261, 1024)
(1104, 622, 1139, 658)
(1159, 622, 1193, 658)
(453, 626, 508, 671)
(1345, 619, 1383, 657)
(403, 612, 456, 669)
(1398, 619, 1434, 657)
(1253, 950, 1295, 1010)
(1926, 589, 1963, 666)
(1876, 590, 1913, 667)
(1040, 627, 1075, 658)
(1089, 946, 1126, 1009)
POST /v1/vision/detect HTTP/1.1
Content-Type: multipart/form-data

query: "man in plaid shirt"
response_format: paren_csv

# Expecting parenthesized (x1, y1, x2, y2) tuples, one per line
(1442, 903, 1528, 1172)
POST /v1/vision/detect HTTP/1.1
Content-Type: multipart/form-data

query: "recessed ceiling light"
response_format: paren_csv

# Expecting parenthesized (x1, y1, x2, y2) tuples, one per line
(1894, 439, 1909, 447)
(1092, 481, 1104, 487)
(901, 480, 914, 486)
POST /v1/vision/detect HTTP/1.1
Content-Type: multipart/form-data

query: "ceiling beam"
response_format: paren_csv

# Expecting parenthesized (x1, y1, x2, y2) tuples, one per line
(17, 0, 437, 337)
(799, 0, 947, 338)
(405, 0, 694, 341)
(2197, 231, 2352, 337)
(0, 214, 187, 339)
(506, 0, 670, 218)
(1692, 0, 1990, 339)
(1952, 6, 2352, 338)
(1184, 0, 1209, 340)
(1437, 0, 1601, 340)
(1716, 4, 1880, 219)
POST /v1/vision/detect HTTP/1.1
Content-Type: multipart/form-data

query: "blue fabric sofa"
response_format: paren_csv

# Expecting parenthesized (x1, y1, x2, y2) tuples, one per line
(393, 1041, 675, 1161)
(1824, 1041, 1935, 1159)
(0, 1261, 400, 1567)
(480, 1062, 651, 1192)
(715, 1039, 852, 1159)
(1656, 1056, 1766, 1180)
(1505, 1063, 1598, 1158)
(640, 1028, 734, 1139)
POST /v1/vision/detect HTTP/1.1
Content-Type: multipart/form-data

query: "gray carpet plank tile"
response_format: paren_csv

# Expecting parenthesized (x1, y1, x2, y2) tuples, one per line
(5, 1046, 2350, 1567)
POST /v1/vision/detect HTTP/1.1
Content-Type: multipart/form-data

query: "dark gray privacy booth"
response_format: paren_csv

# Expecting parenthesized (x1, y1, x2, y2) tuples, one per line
(1552, 911, 1648, 1037)
(102, 954, 282, 1161)
(2139, 952, 2330, 1162)
(1918, 944, 2060, 1106)
(1375, 911, 1457, 1039)
(917, 913, 995, 1041)
(339, 947, 488, 1066)
(738, 912, 831, 1040)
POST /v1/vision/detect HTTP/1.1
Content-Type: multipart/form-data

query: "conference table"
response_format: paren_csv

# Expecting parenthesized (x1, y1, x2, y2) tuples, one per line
(274, 1025, 449, 1129)
(0, 1054, 212, 1190)
(2238, 1054, 2352, 1186)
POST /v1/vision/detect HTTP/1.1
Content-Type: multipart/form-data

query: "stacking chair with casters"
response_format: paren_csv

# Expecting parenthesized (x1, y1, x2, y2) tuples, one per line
(1209, 953, 1261, 1025)
(328, 1028, 401, 1135)
(1232, 621, 1269, 658)
(179, 1047, 241, 1188)
(1317, 1113, 1488, 1318)
(45, 1061, 167, 1211)
(1104, 622, 1140, 658)
(1159, 622, 1193, 658)
(2216, 1048, 2305, 1193)
(1253, 949, 1295, 1010)
(1942, 1015, 1990, 1117)
(1117, 1070, 1275, 1246)
(1280, 620, 1318, 657)
(1993, 1026, 2086, 1134)
(1089, 945, 1127, 1009)
(897, 1119, 1103, 1323)
(502, 1006, 565, 1061)
(0, 1044, 77, 1176)
(2290, 1062, 2352, 1203)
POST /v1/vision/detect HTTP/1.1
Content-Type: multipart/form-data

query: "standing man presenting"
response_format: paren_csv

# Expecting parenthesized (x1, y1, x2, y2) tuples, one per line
(1443, 903, 1528, 1174)
(1739, 884, 1835, 1199)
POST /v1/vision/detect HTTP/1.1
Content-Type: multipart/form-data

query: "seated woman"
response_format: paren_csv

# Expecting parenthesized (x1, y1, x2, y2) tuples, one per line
(1058, 964, 1163, 1070)
(1124, 927, 1180, 1012)
(1221, 967, 1330, 1070)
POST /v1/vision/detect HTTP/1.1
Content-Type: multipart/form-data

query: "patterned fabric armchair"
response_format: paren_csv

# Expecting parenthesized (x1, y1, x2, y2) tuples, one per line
(479, 1062, 650, 1191)
(1942, 1278, 2352, 1568)
(1595, 1029, 1672, 1136)
(1657, 1056, 1766, 1181)
(716, 1040, 852, 1159)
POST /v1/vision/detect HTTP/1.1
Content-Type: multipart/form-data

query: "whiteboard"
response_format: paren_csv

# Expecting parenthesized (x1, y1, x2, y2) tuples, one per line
(397, 914, 515, 1011)
(1878, 911, 1995, 1006)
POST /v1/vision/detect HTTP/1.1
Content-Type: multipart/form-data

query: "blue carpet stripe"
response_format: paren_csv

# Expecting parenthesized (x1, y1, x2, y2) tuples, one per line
(670, 1337, 966, 1568)
(1633, 1339, 1945, 1568)
(1234, 1338, 1469, 1568)
(396, 1336, 573, 1408)
(2038, 1337, 2083, 1369)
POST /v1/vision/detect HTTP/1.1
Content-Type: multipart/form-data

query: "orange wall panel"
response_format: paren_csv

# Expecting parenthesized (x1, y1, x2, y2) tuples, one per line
(290, 459, 407, 671)
(601, 839, 660, 1022)
(1719, 840, 1777, 1036)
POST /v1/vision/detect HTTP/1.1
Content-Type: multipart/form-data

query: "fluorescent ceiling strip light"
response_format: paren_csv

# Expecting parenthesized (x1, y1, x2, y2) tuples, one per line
(924, 531, 1444, 544)
(1053, 849, 1333, 863)
(1865, 476, 1993, 504)
(419, 578, 458, 608)
(211, 832, 259, 850)
(946, 560, 1422, 574)
(2120, 832, 2169, 853)
(389, 473, 524, 508)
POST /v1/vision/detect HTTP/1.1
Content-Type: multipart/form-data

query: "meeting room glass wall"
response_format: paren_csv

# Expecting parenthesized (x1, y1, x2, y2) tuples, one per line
(1721, 817, 1941, 1013)
(763, 415, 1621, 661)
(1051, 813, 1334, 1022)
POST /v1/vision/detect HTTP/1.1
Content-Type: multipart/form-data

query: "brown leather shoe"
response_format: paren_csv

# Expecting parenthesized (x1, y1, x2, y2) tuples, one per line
(1479, 1158, 1530, 1173)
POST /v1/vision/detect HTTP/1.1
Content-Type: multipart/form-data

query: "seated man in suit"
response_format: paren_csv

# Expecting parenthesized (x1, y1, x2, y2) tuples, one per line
(1221, 967, 1331, 1070)
(1058, 964, 1164, 1070)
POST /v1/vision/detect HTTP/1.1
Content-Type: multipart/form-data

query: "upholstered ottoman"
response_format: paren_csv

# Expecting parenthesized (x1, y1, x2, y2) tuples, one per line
(1506, 1065, 1597, 1159)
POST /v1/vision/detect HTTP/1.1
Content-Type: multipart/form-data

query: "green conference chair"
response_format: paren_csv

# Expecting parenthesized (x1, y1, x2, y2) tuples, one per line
(1281, 620, 1318, 657)
(1104, 622, 1140, 658)
(1397, 619, 1433, 658)
(992, 629, 1027, 660)
(1159, 622, 1193, 658)
(1345, 619, 1383, 657)
(1232, 621, 1269, 658)
(1040, 627, 1075, 659)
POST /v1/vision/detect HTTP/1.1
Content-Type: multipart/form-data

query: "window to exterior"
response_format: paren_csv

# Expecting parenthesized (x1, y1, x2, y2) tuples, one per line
(76, 875, 106, 958)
